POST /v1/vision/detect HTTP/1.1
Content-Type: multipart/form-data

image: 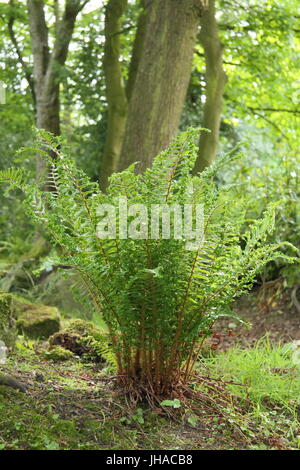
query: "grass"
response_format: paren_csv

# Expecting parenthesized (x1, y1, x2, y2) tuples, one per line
(201, 337, 300, 448)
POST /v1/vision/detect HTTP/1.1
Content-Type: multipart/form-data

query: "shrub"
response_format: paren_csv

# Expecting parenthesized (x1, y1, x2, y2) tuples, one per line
(0, 129, 296, 399)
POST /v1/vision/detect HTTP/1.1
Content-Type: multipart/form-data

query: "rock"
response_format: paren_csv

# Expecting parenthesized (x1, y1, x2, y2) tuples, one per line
(63, 318, 106, 341)
(0, 293, 17, 349)
(16, 305, 61, 339)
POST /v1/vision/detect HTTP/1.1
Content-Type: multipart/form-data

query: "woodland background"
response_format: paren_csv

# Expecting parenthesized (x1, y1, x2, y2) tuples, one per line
(0, 0, 299, 451)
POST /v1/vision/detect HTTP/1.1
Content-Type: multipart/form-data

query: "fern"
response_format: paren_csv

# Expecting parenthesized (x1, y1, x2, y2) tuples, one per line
(0, 128, 297, 398)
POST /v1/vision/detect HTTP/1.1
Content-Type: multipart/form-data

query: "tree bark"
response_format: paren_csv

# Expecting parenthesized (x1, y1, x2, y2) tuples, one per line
(125, 0, 148, 102)
(118, 0, 204, 173)
(100, 0, 128, 190)
(193, 0, 227, 174)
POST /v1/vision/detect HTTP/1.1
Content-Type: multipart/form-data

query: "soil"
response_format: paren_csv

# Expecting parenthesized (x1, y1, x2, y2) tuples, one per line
(209, 285, 300, 352)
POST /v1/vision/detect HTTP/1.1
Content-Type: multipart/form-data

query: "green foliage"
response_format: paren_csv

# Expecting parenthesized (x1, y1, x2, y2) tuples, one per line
(78, 335, 116, 368)
(0, 128, 296, 396)
(204, 337, 300, 444)
(160, 399, 181, 409)
(205, 337, 300, 408)
(220, 138, 300, 286)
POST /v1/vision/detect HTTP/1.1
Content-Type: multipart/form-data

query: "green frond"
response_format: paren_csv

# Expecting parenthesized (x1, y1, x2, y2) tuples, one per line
(0, 128, 297, 388)
(0, 167, 28, 190)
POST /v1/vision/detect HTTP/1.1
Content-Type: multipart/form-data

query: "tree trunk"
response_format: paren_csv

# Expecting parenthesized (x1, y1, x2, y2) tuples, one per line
(118, 0, 204, 173)
(125, 0, 148, 102)
(100, 0, 128, 190)
(193, 0, 227, 174)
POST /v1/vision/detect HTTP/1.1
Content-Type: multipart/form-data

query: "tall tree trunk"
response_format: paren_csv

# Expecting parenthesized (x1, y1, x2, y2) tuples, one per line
(193, 0, 227, 174)
(125, 0, 147, 101)
(100, 0, 128, 190)
(118, 0, 205, 173)
(100, 0, 148, 190)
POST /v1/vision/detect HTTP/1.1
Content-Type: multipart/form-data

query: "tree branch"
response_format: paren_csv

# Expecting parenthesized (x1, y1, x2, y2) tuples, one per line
(194, 49, 241, 66)
(126, 0, 147, 101)
(77, 0, 91, 13)
(247, 107, 290, 143)
(45, 0, 85, 96)
(247, 106, 300, 115)
(51, 0, 83, 66)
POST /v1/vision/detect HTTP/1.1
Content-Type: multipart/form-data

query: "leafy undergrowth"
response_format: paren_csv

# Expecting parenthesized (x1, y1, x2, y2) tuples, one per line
(0, 338, 299, 450)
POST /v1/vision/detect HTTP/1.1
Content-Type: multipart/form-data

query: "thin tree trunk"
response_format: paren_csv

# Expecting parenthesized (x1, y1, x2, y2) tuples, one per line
(100, 0, 128, 190)
(118, 0, 204, 173)
(193, 0, 227, 174)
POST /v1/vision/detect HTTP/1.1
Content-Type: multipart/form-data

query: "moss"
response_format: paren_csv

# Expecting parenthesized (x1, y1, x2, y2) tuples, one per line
(49, 319, 115, 366)
(44, 346, 74, 362)
(0, 293, 16, 349)
(12, 295, 35, 317)
(16, 305, 61, 339)
(0, 293, 13, 328)
(64, 318, 106, 341)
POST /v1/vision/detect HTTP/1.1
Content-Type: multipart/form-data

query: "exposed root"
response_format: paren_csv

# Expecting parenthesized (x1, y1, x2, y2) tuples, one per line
(106, 371, 291, 448)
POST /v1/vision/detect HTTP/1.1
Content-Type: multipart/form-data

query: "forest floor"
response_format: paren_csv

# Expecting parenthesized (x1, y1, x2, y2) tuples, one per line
(211, 285, 300, 351)
(0, 286, 300, 451)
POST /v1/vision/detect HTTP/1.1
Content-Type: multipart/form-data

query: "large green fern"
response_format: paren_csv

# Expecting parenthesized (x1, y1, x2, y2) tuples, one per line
(0, 128, 297, 397)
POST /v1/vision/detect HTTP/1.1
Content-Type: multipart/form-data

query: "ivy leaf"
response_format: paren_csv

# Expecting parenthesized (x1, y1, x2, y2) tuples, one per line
(160, 398, 181, 409)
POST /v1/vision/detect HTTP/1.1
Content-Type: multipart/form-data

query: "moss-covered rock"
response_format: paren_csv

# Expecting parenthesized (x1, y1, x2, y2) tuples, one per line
(13, 296, 41, 317)
(16, 305, 61, 339)
(49, 332, 89, 356)
(43, 346, 74, 362)
(64, 319, 106, 342)
(0, 293, 17, 349)
(49, 319, 115, 365)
